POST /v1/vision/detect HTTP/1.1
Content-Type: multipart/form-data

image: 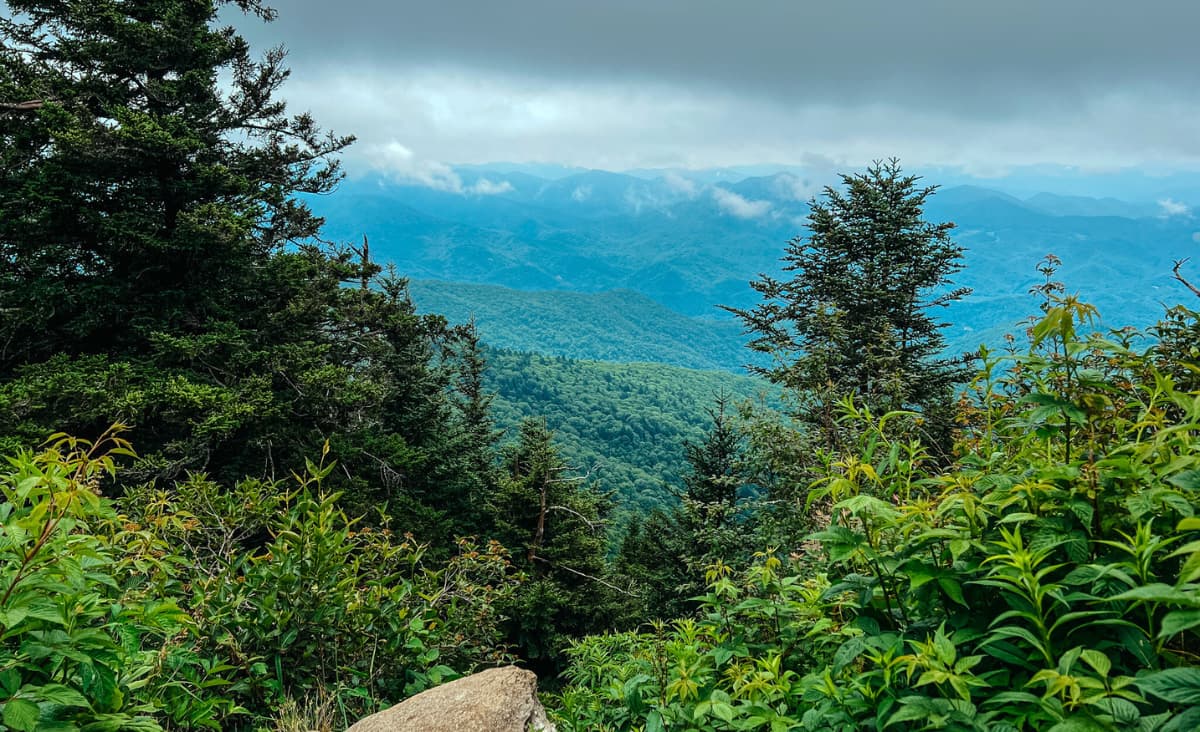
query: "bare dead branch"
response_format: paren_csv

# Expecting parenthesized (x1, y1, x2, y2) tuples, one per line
(0, 99, 44, 112)
(547, 504, 606, 532)
(530, 554, 640, 597)
(1173, 258, 1200, 300)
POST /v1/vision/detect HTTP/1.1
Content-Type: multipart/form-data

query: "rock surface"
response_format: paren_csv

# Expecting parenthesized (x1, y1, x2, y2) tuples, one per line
(346, 666, 556, 732)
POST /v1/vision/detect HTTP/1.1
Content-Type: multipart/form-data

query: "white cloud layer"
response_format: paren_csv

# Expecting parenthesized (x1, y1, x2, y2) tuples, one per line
(287, 69, 1200, 178)
(232, 1, 1200, 180)
(712, 188, 772, 219)
(367, 140, 512, 195)
(1158, 198, 1190, 217)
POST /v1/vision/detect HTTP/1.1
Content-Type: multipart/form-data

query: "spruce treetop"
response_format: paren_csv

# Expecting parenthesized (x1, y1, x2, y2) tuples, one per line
(727, 159, 971, 418)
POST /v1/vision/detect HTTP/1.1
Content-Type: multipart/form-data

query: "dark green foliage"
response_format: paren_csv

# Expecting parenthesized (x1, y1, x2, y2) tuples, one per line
(0, 0, 488, 546)
(485, 348, 776, 513)
(725, 160, 971, 439)
(0, 0, 345, 365)
(487, 419, 624, 678)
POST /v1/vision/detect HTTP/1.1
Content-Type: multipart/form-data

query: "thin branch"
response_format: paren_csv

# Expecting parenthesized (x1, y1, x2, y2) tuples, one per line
(0, 99, 44, 112)
(1173, 258, 1200, 300)
(547, 504, 607, 533)
(530, 555, 640, 597)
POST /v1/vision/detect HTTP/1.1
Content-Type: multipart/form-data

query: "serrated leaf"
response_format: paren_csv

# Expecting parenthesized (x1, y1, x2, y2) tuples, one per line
(1166, 470, 1200, 491)
(33, 683, 88, 707)
(2, 698, 39, 732)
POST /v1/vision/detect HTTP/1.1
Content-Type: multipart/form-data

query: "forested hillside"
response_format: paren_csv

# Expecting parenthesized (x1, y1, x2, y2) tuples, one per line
(409, 279, 759, 371)
(485, 348, 775, 513)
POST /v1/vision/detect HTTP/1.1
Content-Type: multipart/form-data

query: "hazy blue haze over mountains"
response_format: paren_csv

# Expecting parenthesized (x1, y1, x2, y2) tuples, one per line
(310, 166, 1200, 369)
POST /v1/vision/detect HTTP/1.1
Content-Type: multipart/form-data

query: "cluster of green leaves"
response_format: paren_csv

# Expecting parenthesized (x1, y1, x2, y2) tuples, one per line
(555, 296, 1200, 731)
(555, 556, 845, 732)
(0, 429, 240, 731)
(0, 429, 519, 731)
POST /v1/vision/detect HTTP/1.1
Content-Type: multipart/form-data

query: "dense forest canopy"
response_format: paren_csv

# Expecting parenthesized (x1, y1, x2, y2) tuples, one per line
(1, 2, 1200, 731)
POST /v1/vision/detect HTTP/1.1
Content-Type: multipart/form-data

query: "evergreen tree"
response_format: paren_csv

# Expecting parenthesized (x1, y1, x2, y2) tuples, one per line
(618, 397, 755, 619)
(0, 0, 346, 364)
(725, 160, 971, 440)
(0, 0, 485, 544)
(488, 418, 619, 676)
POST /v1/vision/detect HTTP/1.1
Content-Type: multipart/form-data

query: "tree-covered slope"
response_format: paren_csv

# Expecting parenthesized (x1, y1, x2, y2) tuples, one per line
(484, 348, 776, 513)
(410, 280, 759, 372)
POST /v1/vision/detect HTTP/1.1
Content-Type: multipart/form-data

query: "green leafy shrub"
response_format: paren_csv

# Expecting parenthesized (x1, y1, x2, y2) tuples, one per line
(0, 429, 238, 731)
(118, 447, 519, 726)
(556, 299, 1200, 731)
(555, 556, 847, 731)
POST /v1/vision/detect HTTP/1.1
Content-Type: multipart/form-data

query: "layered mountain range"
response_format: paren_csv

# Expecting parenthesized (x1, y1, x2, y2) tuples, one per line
(312, 166, 1200, 369)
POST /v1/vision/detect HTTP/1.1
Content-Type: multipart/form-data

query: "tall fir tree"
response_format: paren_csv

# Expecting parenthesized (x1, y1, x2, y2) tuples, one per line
(725, 159, 971, 446)
(0, 0, 488, 545)
(488, 418, 620, 676)
(618, 397, 755, 619)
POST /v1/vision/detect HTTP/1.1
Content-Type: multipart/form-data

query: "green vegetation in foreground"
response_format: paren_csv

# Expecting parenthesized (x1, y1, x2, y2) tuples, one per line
(554, 297, 1200, 732)
(485, 347, 777, 514)
(409, 279, 761, 372)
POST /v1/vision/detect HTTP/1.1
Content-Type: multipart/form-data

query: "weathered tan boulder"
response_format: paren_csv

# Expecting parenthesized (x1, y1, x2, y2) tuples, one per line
(346, 666, 556, 732)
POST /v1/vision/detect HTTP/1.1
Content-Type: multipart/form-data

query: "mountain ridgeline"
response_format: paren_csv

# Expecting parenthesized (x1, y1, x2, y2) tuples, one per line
(312, 169, 1198, 364)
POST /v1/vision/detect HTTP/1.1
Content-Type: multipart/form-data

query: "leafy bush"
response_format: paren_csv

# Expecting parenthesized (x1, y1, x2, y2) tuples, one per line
(0, 428, 238, 731)
(118, 447, 519, 726)
(555, 299, 1200, 731)
(555, 556, 843, 732)
(0, 429, 519, 731)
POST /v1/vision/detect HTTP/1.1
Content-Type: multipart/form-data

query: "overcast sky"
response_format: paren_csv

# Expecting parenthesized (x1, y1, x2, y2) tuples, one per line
(233, 1, 1200, 180)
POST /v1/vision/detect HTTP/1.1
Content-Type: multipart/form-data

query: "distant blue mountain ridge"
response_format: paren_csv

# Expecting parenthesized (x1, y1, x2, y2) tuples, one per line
(308, 166, 1200, 371)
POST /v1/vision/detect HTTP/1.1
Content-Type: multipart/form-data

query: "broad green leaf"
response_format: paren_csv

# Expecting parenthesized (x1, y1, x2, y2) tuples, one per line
(2, 698, 39, 732)
(1136, 667, 1200, 704)
(1047, 716, 1110, 732)
(1159, 610, 1200, 638)
(645, 709, 665, 732)
(939, 577, 967, 606)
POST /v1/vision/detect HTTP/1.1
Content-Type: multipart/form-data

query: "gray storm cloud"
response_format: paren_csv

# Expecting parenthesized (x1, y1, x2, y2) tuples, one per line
(227, 0, 1200, 174)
